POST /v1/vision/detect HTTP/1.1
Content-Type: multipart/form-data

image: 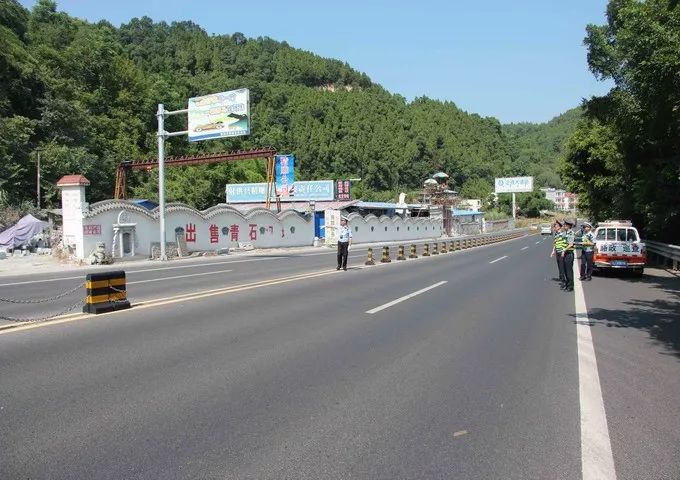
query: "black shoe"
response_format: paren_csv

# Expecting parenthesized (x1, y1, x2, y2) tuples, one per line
(579, 277, 586, 281)
(566, 287, 574, 292)
(337, 266, 341, 270)
(343, 267, 347, 271)
(560, 285, 566, 290)
(586, 277, 592, 281)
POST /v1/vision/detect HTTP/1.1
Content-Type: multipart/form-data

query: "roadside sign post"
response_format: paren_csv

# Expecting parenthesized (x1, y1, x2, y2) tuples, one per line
(157, 104, 188, 261)
(156, 89, 250, 260)
(494, 176, 534, 221)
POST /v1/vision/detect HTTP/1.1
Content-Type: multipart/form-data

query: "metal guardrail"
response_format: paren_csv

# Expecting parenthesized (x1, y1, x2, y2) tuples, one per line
(644, 240, 680, 270)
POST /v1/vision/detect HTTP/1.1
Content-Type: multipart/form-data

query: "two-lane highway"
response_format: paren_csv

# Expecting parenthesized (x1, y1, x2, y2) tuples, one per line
(0, 237, 538, 326)
(1, 234, 678, 479)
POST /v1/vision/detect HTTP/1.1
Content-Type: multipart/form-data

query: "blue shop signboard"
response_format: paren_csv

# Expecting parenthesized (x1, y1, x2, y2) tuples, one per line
(226, 180, 334, 203)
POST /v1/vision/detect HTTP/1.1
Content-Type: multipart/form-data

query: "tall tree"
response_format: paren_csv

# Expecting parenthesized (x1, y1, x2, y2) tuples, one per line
(563, 0, 680, 239)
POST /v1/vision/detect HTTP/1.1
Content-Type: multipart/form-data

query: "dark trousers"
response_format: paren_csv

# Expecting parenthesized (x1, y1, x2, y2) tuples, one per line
(563, 252, 574, 289)
(581, 251, 594, 279)
(556, 253, 565, 283)
(337, 242, 349, 269)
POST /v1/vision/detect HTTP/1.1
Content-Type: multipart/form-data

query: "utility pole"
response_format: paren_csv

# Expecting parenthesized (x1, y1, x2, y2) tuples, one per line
(36, 151, 41, 209)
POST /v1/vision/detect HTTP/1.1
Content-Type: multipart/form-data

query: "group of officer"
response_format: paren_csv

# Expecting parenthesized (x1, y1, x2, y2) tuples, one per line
(550, 219, 595, 291)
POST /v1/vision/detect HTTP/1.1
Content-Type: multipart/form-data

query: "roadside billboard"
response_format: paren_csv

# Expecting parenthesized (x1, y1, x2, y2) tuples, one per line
(275, 154, 295, 198)
(188, 88, 250, 142)
(494, 176, 534, 193)
(226, 180, 334, 203)
(336, 180, 351, 201)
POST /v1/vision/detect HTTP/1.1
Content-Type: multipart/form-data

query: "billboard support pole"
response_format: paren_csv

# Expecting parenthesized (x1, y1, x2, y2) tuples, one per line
(512, 192, 516, 221)
(265, 156, 275, 210)
(157, 104, 188, 261)
(157, 104, 167, 261)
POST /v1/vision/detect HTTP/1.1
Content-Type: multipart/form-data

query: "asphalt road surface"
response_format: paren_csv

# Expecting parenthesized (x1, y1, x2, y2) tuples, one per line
(1, 235, 678, 479)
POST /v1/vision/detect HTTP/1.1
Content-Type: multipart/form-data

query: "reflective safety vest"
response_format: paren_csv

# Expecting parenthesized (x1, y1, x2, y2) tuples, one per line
(554, 231, 567, 252)
(581, 231, 595, 252)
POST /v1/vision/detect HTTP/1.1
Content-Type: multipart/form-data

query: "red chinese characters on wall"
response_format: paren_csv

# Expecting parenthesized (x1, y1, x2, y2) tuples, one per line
(186, 223, 197, 242)
(249, 224, 257, 241)
(209, 224, 219, 244)
(230, 224, 239, 242)
(83, 225, 101, 235)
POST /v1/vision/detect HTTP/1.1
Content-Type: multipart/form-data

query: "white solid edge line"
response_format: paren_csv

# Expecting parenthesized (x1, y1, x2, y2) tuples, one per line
(127, 269, 233, 285)
(489, 255, 508, 264)
(366, 281, 447, 314)
(574, 262, 617, 480)
(521, 246, 529, 251)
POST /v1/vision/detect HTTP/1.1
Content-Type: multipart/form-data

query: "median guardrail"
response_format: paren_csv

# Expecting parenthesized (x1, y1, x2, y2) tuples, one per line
(360, 228, 530, 268)
(645, 240, 680, 270)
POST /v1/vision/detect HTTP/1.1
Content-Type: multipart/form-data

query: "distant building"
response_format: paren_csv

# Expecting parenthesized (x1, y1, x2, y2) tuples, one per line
(562, 192, 577, 211)
(458, 199, 482, 211)
(540, 187, 577, 211)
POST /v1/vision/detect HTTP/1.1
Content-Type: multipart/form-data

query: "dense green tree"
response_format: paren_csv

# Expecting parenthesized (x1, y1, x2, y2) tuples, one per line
(0, 0, 569, 216)
(562, 0, 679, 240)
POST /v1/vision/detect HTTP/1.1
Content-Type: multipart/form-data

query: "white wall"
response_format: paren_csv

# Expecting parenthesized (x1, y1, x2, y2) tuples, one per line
(346, 213, 443, 244)
(79, 201, 315, 258)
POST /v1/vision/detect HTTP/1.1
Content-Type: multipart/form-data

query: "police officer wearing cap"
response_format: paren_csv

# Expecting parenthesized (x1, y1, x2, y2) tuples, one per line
(336, 216, 352, 271)
(550, 220, 566, 285)
(580, 222, 595, 281)
(562, 219, 576, 291)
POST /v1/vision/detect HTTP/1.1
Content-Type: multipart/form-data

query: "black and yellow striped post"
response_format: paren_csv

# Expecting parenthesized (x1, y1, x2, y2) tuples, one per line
(380, 246, 392, 263)
(432, 243, 439, 255)
(83, 271, 131, 314)
(440, 242, 448, 253)
(397, 245, 406, 261)
(409, 244, 418, 259)
(365, 247, 376, 265)
(423, 244, 431, 256)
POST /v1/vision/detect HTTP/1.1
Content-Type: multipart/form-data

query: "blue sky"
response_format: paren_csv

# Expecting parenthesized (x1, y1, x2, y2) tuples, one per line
(20, 0, 613, 123)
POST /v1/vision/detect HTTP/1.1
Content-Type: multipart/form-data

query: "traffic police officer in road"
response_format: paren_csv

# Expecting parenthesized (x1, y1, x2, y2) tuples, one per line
(579, 222, 595, 281)
(336, 216, 352, 271)
(550, 220, 566, 286)
(561, 219, 576, 291)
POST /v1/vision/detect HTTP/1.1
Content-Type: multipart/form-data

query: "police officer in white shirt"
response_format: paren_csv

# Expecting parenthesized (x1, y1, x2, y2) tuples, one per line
(337, 216, 352, 271)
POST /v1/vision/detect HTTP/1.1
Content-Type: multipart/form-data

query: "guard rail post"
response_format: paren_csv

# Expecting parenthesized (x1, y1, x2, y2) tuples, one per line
(365, 247, 376, 266)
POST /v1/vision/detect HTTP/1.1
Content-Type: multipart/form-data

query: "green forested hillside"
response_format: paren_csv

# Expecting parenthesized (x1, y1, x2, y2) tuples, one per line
(503, 107, 582, 189)
(1, 0, 570, 210)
